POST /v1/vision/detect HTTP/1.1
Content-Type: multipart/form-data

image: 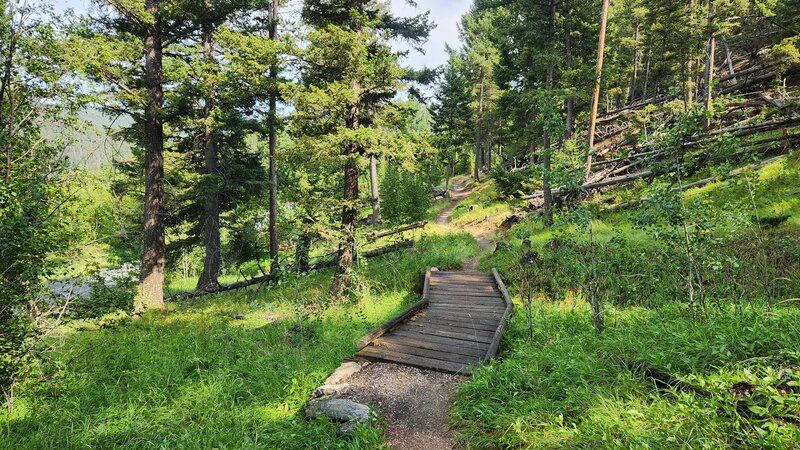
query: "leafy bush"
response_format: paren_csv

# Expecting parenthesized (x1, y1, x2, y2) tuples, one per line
(69, 274, 137, 320)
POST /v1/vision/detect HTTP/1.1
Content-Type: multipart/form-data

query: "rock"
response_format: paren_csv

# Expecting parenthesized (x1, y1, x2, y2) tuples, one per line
(313, 383, 350, 398)
(469, 204, 477, 211)
(305, 398, 370, 423)
(324, 361, 363, 385)
(339, 420, 361, 435)
(232, 313, 245, 320)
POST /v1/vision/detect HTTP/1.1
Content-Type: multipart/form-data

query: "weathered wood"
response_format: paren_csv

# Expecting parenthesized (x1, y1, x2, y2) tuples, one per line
(412, 314, 503, 329)
(368, 221, 427, 240)
(378, 335, 487, 357)
(390, 329, 489, 349)
(372, 341, 478, 364)
(410, 316, 500, 332)
(354, 268, 513, 374)
(357, 346, 469, 374)
(484, 269, 515, 361)
(356, 267, 431, 348)
(428, 288, 502, 297)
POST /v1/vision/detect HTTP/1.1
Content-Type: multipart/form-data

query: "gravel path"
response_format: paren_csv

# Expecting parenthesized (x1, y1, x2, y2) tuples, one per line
(341, 363, 465, 450)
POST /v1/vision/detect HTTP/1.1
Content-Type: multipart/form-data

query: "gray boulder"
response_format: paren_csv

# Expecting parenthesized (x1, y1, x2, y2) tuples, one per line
(305, 398, 369, 423)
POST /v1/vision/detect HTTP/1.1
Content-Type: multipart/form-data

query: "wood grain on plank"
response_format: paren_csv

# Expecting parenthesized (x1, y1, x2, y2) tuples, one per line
(357, 346, 468, 373)
(377, 335, 487, 357)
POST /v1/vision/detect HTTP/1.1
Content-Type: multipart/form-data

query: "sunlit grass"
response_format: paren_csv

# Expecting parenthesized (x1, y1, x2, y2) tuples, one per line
(2, 233, 479, 449)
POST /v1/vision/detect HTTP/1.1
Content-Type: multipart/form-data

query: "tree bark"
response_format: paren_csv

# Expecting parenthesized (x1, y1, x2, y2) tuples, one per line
(585, 0, 610, 181)
(368, 154, 381, 225)
(685, 0, 696, 108)
(196, 23, 221, 292)
(2, 0, 16, 182)
(542, 0, 557, 227)
(565, 1, 575, 140)
(629, 20, 640, 104)
(330, 81, 360, 299)
(268, 0, 280, 275)
(704, 0, 716, 129)
(135, 0, 166, 313)
(474, 70, 485, 181)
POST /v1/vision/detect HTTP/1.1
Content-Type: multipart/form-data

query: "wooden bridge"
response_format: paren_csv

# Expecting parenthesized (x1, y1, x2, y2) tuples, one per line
(354, 268, 514, 374)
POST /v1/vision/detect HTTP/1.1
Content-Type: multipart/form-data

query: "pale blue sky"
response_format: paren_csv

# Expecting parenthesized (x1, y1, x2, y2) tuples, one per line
(51, 0, 471, 71)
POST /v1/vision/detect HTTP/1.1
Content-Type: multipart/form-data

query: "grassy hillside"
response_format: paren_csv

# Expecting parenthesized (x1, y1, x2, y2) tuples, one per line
(1, 233, 478, 449)
(452, 155, 800, 448)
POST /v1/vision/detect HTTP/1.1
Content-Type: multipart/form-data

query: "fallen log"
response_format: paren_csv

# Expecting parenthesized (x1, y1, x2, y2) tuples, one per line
(308, 239, 416, 270)
(368, 222, 426, 241)
(626, 360, 713, 398)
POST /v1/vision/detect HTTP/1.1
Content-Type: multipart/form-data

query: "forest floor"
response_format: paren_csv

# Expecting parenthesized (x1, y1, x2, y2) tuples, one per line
(339, 175, 498, 450)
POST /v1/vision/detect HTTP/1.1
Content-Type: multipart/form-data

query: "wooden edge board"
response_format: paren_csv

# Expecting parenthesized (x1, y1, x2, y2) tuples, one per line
(356, 346, 469, 374)
(368, 340, 478, 364)
(356, 267, 433, 349)
(484, 268, 515, 362)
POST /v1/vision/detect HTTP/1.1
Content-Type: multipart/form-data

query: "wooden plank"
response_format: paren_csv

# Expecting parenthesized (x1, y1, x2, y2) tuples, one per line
(429, 279, 496, 286)
(429, 285, 499, 293)
(426, 305, 506, 314)
(484, 269, 515, 361)
(427, 294, 505, 303)
(378, 334, 486, 358)
(411, 313, 502, 327)
(403, 320, 497, 338)
(392, 329, 490, 350)
(356, 346, 468, 374)
(356, 268, 431, 348)
(411, 316, 500, 331)
(428, 287, 502, 298)
(423, 309, 504, 321)
(428, 300, 506, 308)
(370, 341, 478, 364)
(410, 326, 495, 344)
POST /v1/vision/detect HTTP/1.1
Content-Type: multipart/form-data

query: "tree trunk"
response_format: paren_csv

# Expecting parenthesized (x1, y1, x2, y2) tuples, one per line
(685, 0, 695, 108)
(564, 0, 575, 140)
(294, 216, 313, 273)
(642, 49, 651, 100)
(629, 20, 640, 103)
(196, 22, 222, 292)
(368, 154, 381, 224)
(542, 0, 557, 227)
(474, 71, 485, 181)
(723, 38, 737, 84)
(2, 0, 16, 182)
(585, 0, 610, 181)
(268, 0, 280, 275)
(330, 81, 361, 299)
(135, 0, 166, 313)
(704, 0, 716, 129)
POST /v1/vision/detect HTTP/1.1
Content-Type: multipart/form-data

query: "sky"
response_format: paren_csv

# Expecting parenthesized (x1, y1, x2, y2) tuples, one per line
(50, 0, 472, 71)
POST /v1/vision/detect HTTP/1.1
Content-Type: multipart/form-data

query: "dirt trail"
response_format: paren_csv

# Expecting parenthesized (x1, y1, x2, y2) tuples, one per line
(436, 180, 496, 270)
(338, 179, 502, 450)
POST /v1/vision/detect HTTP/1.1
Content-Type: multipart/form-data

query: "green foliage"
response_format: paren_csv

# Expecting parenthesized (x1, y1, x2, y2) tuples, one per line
(490, 166, 535, 198)
(380, 163, 430, 224)
(0, 3, 81, 394)
(453, 304, 800, 448)
(69, 276, 137, 321)
(0, 233, 477, 448)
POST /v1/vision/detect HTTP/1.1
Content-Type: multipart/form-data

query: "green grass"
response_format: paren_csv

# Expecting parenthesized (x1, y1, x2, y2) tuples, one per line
(1, 233, 479, 449)
(452, 302, 800, 449)
(451, 154, 800, 448)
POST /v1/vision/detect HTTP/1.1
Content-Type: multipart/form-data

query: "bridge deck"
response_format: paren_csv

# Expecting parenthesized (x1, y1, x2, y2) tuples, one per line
(354, 269, 514, 374)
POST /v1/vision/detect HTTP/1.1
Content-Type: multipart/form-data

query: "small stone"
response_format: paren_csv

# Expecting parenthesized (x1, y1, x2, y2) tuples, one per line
(324, 361, 362, 385)
(313, 383, 350, 398)
(305, 398, 370, 423)
(232, 313, 245, 320)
